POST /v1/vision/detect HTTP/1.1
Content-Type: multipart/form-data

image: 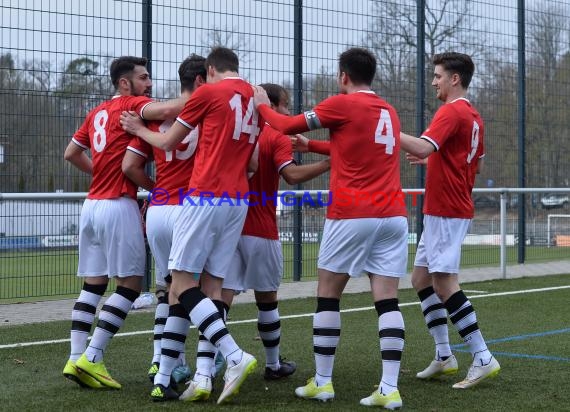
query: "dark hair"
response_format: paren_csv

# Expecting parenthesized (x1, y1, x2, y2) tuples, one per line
(338, 48, 376, 86)
(432, 52, 475, 89)
(110, 56, 148, 89)
(259, 83, 289, 107)
(205, 47, 239, 73)
(178, 54, 206, 92)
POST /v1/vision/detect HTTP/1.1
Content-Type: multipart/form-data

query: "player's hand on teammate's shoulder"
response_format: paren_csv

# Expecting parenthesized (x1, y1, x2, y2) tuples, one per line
(406, 153, 428, 165)
(120, 111, 144, 135)
(252, 84, 270, 108)
(291, 134, 309, 153)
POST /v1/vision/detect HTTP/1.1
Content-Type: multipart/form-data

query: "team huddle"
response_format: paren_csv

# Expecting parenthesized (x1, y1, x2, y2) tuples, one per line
(62, 46, 500, 409)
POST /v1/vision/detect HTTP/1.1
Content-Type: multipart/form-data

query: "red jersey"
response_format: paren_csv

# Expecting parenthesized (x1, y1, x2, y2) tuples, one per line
(176, 77, 261, 198)
(260, 91, 406, 219)
(421, 98, 485, 219)
(242, 125, 294, 239)
(127, 119, 197, 206)
(72, 95, 153, 199)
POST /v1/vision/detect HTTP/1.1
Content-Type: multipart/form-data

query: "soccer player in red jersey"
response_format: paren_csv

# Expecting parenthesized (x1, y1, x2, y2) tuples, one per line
(120, 47, 260, 404)
(214, 83, 330, 383)
(121, 55, 207, 398)
(400, 52, 500, 389)
(253, 48, 407, 409)
(62, 56, 188, 390)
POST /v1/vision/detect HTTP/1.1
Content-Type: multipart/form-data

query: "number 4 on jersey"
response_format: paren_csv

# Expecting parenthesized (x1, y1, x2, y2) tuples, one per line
(229, 94, 260, 143)
(374, 109, 395, 154)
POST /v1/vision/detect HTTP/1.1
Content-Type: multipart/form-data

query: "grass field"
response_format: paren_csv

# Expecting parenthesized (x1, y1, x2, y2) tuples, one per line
(1, 244, 570, 302)
(1, 274, 569, 411)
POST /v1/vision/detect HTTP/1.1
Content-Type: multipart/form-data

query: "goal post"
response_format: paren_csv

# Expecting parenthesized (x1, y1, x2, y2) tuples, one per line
(547, 214, 570, 247)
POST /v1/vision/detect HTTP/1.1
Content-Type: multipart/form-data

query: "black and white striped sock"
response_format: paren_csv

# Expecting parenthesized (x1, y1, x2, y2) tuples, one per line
(445, 290, 491, 365)
(418, 286, 452, 360)
(85, 286, 139, 363)
(69, 282, 106, 362)
(313, 297, 340, 386)
(376, 298, 405, 395)
(257, 301, 281, 370)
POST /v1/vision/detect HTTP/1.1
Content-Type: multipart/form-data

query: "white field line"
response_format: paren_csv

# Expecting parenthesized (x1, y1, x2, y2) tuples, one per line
(463, 290, 489, 294)
(1, 284, 569, 350)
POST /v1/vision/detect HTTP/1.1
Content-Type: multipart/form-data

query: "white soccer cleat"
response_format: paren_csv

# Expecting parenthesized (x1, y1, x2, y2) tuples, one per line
(216, 352, 257, 404)
(452, 356, 500, 389)
(416, 354, 459, 379)
(179, 375, 212, 402)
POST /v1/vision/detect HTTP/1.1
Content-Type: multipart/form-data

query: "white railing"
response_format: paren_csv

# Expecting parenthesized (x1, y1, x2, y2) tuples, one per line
(1, 188, 570, 280)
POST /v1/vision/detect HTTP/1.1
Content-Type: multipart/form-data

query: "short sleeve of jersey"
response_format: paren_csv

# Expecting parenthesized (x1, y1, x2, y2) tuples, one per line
(124, 95, 154, 118)
(313, 95, 346, 129)
(72, 115, 91, 149)
(421, 104, 459, 151)
(127, 136, 152, 159)
(273, 133, 294, 173)
(176, 85, 211, 130)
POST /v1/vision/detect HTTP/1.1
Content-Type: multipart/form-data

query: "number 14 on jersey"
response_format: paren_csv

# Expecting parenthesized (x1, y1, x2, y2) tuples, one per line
(229, 94, 260, 143)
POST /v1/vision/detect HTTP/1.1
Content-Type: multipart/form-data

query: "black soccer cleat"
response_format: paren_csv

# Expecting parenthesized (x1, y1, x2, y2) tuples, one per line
(263, 358, 297, 380)
(150, 383, 180, 402)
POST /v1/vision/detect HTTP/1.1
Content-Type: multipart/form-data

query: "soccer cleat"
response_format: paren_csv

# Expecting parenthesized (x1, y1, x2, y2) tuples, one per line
(264, 358, 297, 380)
(179, 376, 212, 402)
(150, 384, 179, 402)
(217, 352, 257, 404)
(360, 390, 403, 409)
(148, 362, 159, 383)
(452, 357, 501, 389)
(76, 354, 122, 389)
(294, 377, 335, 402)
(416, 354, 459, 379)
(171, 364, 193, 385)
(63, 360, 103, 389)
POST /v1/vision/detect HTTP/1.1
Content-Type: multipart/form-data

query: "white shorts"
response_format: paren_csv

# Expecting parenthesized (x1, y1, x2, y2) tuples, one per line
(224, 235, 283, 292)
(318, 217, 408, 277)
(168, 197, 248, 278)
(78, 197, 145, 277)
(414, 215, 471, 274)
(146, 205, 184, 287)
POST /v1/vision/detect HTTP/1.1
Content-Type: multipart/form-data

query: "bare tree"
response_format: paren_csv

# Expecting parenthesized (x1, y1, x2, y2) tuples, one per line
(365, 0, 488, 123)
(526, 4, 569, 187)
(202, 26, 251, 65)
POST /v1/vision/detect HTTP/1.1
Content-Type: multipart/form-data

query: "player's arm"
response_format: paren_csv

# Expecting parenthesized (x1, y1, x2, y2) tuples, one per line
(400, 132, 436, 159)
(280, 159, 330, 185)
(291, 134, 331, 155)
(122, 150, 155, 192)
(140, 95, 189, 121)
(63, 141, 92, 175)
(120, 111, 188, 152)
(257, 104, 310, 135)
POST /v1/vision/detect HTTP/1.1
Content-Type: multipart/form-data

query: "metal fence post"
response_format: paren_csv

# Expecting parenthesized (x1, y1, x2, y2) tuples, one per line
(517, 0, 526, 264)
(415, 0, 426, 243)
(293, 0, 303, 281)
(142, 0, 153, 291)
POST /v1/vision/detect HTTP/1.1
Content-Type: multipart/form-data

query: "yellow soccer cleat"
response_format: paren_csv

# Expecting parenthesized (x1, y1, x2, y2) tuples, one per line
(63, 359, 103, 389)
(294, 377, 335, 402)
(360, 389, 403, 409)
(76, 354, 122, 389)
